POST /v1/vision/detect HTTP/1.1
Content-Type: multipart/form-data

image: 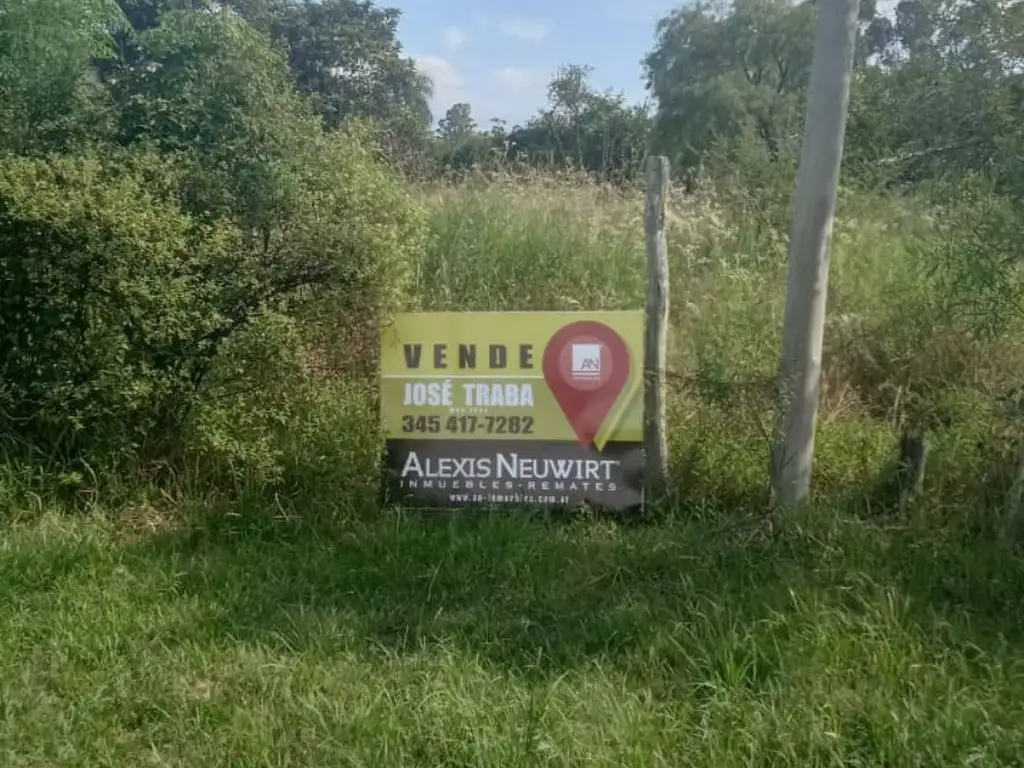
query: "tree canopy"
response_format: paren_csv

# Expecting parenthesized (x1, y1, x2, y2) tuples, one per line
(636, 0, 1024, 194)
(0, 0, 425, 464)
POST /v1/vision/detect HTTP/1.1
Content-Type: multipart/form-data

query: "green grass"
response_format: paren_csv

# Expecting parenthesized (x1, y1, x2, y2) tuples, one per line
(3, 505, 1023, 766)
(4, 173, 1024, 765)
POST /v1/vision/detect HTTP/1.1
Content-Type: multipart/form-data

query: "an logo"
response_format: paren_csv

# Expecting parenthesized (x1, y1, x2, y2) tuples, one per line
(571, 343, 602, 379)
(542, 321, 630, 448)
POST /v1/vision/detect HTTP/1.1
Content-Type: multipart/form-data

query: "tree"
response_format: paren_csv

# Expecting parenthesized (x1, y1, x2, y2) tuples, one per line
(113, 7, 425, 323)
(432, 102, 499, 172)
(843, 0, 1024, 195)
(109, 0, 433, 153)
(770, 0, 861, 506)
(438, 102, 476, 141)
(225, 0, 432, 133)
(1, 3, 427, 464)
(645, 0, 817, 174)
(508, 65, 651, 178)
(0, 0, 126, 154)
(112, 8, 317, 222)
(645, 0, 898, 180)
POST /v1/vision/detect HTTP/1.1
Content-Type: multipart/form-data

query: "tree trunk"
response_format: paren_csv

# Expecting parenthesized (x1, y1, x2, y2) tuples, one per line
(770, 0, 860, 507)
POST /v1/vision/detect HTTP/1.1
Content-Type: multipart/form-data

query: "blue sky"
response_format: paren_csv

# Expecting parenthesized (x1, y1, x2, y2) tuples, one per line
(388, 0, 682, 127)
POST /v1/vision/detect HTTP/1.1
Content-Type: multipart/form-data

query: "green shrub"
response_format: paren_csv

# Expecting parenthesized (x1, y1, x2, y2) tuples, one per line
(0, 134, 424, 468)
(0, 0, 124, 155)
(0, 149, 239, 463)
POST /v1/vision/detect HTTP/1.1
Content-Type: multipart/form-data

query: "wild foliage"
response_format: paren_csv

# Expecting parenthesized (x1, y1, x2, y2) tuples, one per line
(4, 175, 1024, 765)
(0, 0, 125, 154)
(1, 0, 1021, 495)
(2, 2, 1024, 761)
(0, 0, 425, 469)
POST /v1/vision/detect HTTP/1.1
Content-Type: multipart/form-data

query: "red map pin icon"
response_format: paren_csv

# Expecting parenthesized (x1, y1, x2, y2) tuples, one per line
(542, 320, 631, 448)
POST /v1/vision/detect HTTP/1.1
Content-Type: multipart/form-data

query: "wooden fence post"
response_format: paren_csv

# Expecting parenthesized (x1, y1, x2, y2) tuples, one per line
(644, 155, 670, 503)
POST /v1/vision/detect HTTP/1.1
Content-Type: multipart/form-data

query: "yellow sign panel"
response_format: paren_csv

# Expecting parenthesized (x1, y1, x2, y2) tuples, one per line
(380, 311, 645, 509)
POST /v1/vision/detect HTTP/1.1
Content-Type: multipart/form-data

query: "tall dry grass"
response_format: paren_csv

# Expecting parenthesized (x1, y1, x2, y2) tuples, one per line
(410, 169, 1024, 518)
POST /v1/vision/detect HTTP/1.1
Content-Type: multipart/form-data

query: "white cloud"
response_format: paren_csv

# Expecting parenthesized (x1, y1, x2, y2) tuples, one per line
(413, 59, 550, 127)
(413, 54, 465, 114)
(499, 17, 551, 42)
(478, 67, 551, 125)
(493, 67, 547, 94)
(441, 26, 469, 52)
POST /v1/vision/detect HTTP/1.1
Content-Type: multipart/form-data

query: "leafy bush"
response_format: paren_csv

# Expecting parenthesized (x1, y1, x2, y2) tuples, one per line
(112, 7, 428, 371)
(0, 0, 124, 155)
(0, 135, 424, 467)
(0, 5, 427, 471)
(926, 178, 1024, 340)
(0, 149, 238, 462)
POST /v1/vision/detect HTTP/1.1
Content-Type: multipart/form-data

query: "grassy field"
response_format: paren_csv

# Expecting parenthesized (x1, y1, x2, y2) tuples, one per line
(3, 174, 1024, 765)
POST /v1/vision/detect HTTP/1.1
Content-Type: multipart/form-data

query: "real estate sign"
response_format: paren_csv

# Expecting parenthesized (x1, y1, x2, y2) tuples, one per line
(380, 311, 645, 509)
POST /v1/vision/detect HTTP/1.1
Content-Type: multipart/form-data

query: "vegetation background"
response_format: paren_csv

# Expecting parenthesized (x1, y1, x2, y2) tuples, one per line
(1, 0, 1024, 764)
